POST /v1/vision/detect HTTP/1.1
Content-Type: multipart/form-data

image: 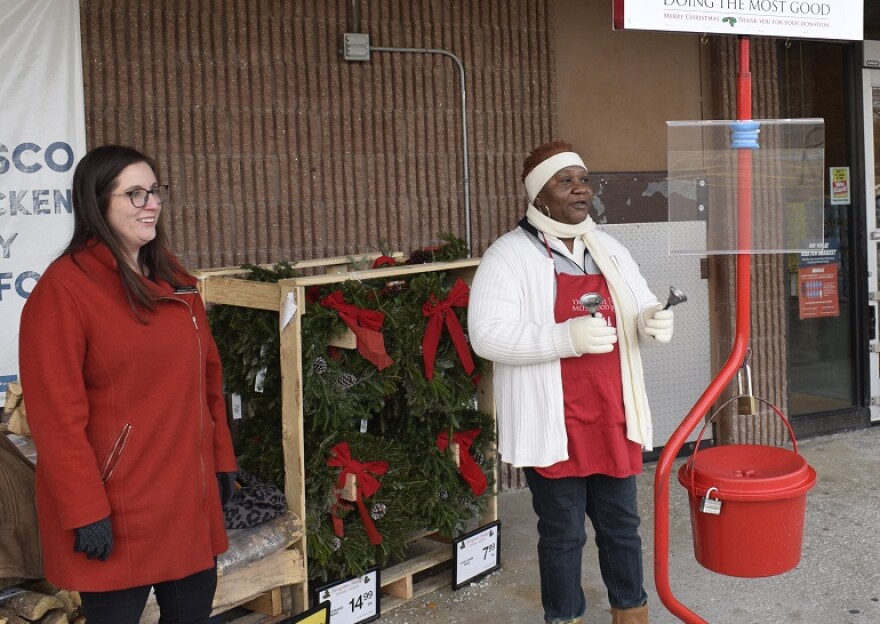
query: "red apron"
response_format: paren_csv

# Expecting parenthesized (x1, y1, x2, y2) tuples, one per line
(536, 251, 642, 479)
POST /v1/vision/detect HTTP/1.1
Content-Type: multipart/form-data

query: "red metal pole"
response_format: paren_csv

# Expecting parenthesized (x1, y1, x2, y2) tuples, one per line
(653, 35, 752, 622)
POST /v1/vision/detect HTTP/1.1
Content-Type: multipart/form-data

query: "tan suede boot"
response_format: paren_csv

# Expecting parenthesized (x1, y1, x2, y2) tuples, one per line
(610, 604, 648, 624)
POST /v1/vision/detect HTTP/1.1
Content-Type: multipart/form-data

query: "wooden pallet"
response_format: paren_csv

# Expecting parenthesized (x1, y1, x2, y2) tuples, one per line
(141, 545, 305, 623)
(380, 534, 455, 612)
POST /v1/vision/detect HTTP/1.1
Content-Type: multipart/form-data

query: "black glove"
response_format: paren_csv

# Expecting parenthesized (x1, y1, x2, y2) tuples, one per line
(217, 471, 237, 507)
(73, 516, 113, 561)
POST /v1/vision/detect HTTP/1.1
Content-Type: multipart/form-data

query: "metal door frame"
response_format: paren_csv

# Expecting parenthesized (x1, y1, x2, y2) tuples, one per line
(863, 40, 880, 422)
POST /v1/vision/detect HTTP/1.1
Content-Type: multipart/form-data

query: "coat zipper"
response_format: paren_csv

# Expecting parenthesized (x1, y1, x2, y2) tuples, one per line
(158, 296, 207, 500)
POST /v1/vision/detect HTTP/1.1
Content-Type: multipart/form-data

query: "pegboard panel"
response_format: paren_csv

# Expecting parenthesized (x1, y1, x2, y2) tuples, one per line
(601, 222, 711, 447)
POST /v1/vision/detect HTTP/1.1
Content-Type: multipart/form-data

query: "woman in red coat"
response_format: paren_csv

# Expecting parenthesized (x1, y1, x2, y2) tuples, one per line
(18, 145, 238, 624)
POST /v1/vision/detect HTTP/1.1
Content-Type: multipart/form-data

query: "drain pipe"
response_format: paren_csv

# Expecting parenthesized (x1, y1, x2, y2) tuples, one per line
(342, 35, 472, 256)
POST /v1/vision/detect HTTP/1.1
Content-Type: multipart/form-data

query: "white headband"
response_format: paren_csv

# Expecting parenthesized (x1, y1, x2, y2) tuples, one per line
(523, 151, 588, 203)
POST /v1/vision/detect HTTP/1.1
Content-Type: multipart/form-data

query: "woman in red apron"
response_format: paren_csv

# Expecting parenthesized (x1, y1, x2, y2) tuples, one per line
(468, 141, 675, 624)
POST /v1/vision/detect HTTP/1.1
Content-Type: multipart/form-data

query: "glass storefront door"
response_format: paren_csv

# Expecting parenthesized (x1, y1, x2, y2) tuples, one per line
(782, 41, 857, 418)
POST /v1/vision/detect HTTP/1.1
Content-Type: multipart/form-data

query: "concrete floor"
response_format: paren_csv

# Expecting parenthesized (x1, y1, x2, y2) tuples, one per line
(376, 426, 880, 624)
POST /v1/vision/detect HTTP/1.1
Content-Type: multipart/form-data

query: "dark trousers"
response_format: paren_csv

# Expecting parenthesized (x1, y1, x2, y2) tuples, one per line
(80, 565, 217, 624)
(523, 469, 647, 623)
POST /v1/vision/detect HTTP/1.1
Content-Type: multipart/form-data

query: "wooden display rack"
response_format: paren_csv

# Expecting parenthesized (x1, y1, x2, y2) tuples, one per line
(141, 526, 306, 623)
(193, 253, 497, 618)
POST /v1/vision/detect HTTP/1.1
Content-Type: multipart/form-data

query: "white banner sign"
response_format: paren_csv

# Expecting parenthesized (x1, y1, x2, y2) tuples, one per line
(0, 0, 85, 392)
(613, 0, 863, 41)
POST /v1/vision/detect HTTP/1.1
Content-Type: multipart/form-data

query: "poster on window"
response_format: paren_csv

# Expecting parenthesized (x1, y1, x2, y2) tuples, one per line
(829, 167, 851, 205)
(798, 263, 839, 320)
(0, 0, 85, 393)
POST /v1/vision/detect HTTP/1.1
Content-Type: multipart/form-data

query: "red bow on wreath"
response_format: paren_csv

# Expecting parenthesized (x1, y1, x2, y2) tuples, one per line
(327, 442, 389, 545)
(421, 279, 475, 380)
(321, 291, 393, 370)
(436, 429, 487, 497)
(372, 255, 399, 268)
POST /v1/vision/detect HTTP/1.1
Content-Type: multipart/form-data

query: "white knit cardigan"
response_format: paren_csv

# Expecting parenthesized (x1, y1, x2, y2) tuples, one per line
(468, 226, 661, 468)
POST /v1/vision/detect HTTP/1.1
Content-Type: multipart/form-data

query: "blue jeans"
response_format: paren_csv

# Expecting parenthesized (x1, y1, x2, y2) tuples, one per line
(523, 469, 647, 623)
(80, 564, 217, 624)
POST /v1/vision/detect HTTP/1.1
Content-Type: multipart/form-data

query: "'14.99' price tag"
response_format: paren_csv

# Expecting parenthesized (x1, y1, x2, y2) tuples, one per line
(314, 567, 380, 624)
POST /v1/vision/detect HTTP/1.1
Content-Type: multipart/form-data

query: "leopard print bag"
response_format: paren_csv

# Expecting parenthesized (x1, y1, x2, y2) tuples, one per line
(222, 469, 287, 529)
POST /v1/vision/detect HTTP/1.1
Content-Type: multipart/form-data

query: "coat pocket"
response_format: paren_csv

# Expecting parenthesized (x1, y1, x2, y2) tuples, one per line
(100, 423, 132, 484)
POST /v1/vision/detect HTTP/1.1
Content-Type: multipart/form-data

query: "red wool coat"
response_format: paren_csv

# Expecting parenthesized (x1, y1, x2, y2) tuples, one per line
(18, 241, 237, 592)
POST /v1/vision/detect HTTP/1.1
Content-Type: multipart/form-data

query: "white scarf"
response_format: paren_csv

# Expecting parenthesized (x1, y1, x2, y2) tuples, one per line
(525, 204, 652, 448)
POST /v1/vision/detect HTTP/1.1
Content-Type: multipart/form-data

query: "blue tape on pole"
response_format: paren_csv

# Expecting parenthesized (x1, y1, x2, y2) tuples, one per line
(730, 121, 761, 149)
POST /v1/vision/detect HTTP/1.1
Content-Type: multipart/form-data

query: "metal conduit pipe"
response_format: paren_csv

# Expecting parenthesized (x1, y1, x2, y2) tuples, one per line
(347, 0, 360, 31)
(365, 45, 472, 256)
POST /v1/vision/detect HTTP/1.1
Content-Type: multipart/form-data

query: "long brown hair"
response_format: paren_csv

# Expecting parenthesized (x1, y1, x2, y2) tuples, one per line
(64, 145, 187, 318)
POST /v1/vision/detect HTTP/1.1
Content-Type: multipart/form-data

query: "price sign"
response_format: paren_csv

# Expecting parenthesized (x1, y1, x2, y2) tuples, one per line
(453, 520, 501, 590)
(314, 567, 380, 624)
(230, 393, 243, 420)
(280, 601, 330, 624)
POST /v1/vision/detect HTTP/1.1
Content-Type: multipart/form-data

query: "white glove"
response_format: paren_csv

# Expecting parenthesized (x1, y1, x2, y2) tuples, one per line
(568, 314, 618, 355)
(642, 305, 674, 343)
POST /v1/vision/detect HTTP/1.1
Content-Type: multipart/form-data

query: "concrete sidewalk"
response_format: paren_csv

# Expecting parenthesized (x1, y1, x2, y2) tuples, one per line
(377, 426, 880, 624)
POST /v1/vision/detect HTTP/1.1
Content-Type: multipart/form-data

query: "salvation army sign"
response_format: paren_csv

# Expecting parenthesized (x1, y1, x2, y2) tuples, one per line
(613, 0, 863, 41)
(0, 0, 85, 391)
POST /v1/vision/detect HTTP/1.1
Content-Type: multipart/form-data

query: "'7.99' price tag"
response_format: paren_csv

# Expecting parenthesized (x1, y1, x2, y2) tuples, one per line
(453, 520, 501, 590)
(313, 567, 380, 624)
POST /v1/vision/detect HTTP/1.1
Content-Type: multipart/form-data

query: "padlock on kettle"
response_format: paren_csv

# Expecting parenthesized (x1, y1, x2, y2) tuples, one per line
(700, 486, 722, 515)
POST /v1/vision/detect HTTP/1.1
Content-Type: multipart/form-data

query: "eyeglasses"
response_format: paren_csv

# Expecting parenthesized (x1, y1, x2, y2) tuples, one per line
(112, 185, 169, 208)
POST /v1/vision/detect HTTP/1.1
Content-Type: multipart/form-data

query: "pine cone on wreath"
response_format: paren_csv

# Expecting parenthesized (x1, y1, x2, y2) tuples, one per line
(336, 373, 358, 389)
(406, 248, 434, 265)
(370, 502, 387, 520)
(312, 357, 329, 375)
(381, 280, 409, 297)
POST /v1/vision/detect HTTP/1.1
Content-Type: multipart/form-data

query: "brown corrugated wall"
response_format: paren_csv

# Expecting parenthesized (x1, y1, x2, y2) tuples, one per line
(79, 0, 555, 490)
(79, 0, 556, 269)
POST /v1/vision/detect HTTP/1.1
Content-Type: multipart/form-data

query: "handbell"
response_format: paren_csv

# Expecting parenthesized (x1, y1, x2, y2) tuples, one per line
(664, 286, 687, 310)
(579, 292, 603, 317)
